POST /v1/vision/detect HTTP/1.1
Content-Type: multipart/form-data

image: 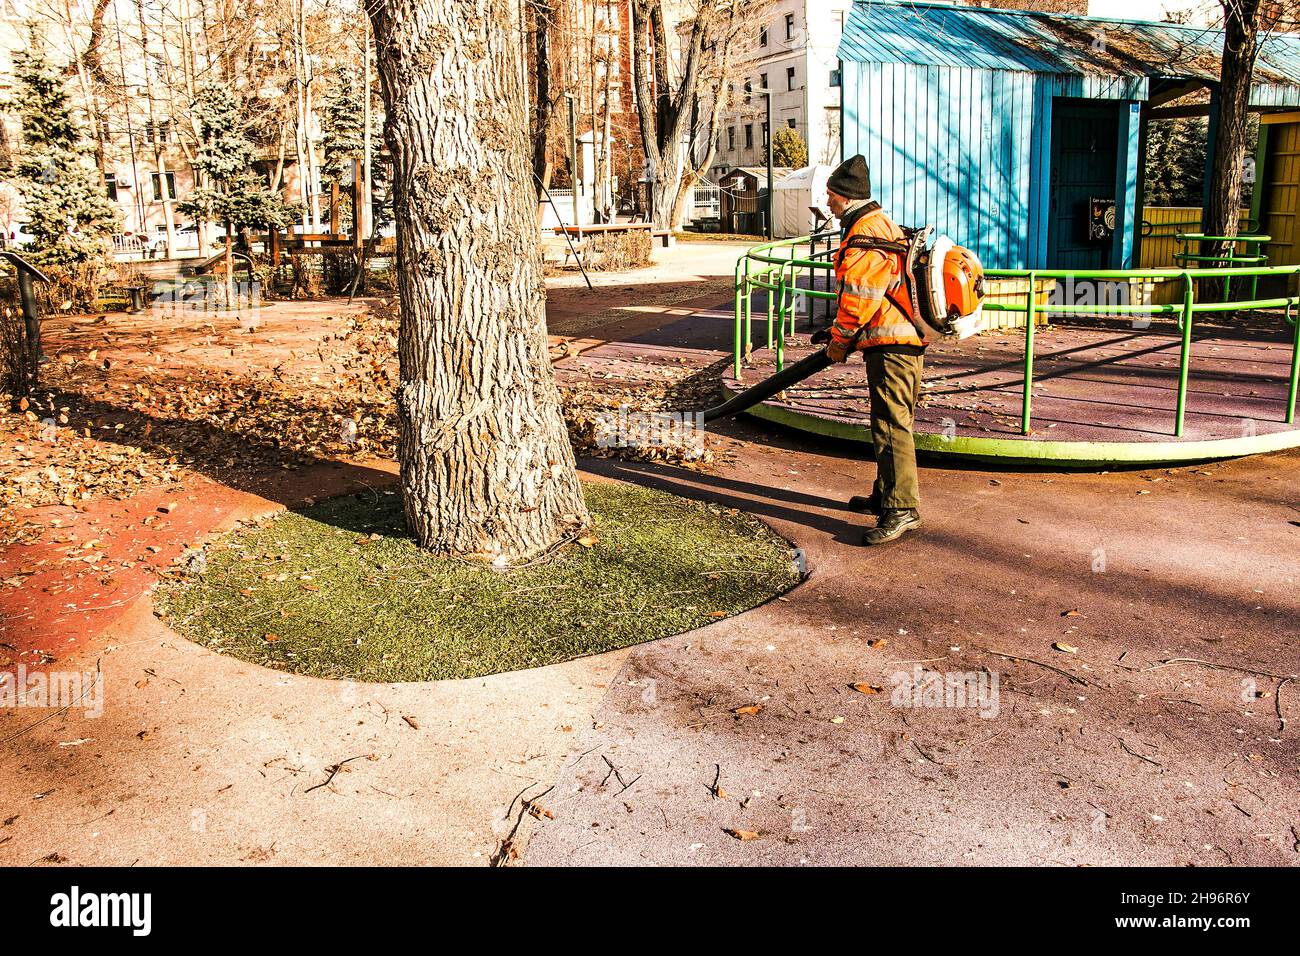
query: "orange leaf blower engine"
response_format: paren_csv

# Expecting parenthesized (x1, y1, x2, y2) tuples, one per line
(911, 228, 987, 339)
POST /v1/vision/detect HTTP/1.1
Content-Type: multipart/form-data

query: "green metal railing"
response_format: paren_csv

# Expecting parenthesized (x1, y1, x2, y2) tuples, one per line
(1139, 216, 1258, 240)
(732, 232, 840, 377)
(1172, 232, 1271, 301)
(733, 236, 1300, 440)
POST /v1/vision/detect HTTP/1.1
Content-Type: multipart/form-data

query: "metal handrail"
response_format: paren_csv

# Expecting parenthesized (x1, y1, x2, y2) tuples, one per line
(733, 235, 1300, 436)
(985, 264, 1300, 436)
(0, 251, 52, 398)
(1171, 232, 1272, 301)
(1140, 216, 1257, 238)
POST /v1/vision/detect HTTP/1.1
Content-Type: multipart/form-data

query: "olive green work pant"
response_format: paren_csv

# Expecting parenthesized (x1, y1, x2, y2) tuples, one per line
(865, 348, 923, 511)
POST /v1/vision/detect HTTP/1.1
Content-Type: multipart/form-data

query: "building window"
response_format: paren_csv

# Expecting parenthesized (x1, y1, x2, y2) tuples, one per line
(759, 27, 767, 46)
(830, 68, 842, 88)
(787, 67, 796, 91)
(785, 13, 795, 40)
(787, 118, 797, 130)
(104, 173, 118, 202)
(151, 172, 176, 202)
(744, 80, 752, 104)
(728, 127, 735, 151)
(744, 124, 753, 149)
(760, 73, 768, 93)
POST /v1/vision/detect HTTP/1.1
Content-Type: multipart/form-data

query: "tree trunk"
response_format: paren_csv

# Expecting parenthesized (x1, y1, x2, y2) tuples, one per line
(137, 0, 177, 258)
(362, 20, 374, 241)
(224, 225, 235, 306)
(670, 169, 699, 231)
(530, 0, 556, 208)
(630, 0, 714, 229)
(649, 163, 680, 231)
(368, 0, 590, 561)
(1205, 0, 1261, 256)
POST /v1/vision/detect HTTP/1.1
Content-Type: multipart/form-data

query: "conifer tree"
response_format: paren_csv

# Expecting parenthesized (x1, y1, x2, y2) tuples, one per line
(9, 47, 117, 265)
(771, 127, 808, 170)
(179, 84, 291, 303)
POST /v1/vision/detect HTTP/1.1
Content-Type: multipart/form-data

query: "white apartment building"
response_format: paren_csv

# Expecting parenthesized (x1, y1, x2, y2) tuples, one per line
(708, 0, 849, 184)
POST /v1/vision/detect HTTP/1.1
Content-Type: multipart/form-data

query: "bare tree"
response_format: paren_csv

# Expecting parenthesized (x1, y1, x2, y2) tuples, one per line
(366, 0, 590, 559)
(630, 0, 716, 228)
(1204, 1, 1297, 251)
(668, 0, 758, 229)
(630, 0, 763, 229)
(136, 0, 179, 257)
(1205, 0, 1264, 251)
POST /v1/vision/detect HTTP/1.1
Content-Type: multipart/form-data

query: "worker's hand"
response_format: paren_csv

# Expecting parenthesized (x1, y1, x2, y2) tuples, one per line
(826, 339, 851, 363)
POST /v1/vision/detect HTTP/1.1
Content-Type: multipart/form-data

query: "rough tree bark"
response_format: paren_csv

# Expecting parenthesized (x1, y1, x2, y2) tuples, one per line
(367, 0, 590, 561)
(1204, 0, 1263, 253)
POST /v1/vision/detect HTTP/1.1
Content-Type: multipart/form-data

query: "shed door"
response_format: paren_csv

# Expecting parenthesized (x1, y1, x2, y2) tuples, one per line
(1048, 100, 1120, 269)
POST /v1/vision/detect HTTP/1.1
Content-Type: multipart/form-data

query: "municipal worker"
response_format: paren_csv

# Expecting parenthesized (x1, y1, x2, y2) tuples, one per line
(822, 154, 925, 546)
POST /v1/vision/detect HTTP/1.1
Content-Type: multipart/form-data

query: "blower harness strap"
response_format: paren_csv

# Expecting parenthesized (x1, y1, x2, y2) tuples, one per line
(835, 231, 932, 344)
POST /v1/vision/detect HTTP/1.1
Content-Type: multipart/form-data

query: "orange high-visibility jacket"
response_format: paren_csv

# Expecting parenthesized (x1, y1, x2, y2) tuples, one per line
(830, 204, 926, 351)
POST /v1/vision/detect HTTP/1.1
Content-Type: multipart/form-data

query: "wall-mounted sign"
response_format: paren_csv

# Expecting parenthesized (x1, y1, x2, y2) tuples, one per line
(1089, 197, 1116, 242)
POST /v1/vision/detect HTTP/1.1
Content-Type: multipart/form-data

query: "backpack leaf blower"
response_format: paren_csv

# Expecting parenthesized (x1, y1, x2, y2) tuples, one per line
(704, 229, 985, 424)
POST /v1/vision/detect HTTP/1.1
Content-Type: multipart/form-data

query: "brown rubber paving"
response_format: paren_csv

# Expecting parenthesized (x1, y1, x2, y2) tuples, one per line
(525, 305, 1300, 867)
(729, 315, 1300, 445)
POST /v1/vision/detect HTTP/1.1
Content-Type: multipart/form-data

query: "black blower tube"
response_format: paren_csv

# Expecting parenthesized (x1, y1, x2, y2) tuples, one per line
(702, 348, 834, 423)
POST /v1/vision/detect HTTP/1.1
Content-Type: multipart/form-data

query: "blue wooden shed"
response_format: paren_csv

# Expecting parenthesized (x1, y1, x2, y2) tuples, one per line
(836, 1, 1300, 270)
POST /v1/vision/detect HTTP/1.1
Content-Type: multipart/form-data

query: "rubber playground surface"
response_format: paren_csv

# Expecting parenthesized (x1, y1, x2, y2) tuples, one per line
(725, 315, 1300, 462)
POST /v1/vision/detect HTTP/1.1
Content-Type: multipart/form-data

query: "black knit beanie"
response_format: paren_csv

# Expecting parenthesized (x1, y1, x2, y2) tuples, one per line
(828, 154, 871, 200)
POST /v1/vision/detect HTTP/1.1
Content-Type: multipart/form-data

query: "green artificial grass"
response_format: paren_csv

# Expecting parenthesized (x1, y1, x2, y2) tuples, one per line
(155, 482, 801, 681)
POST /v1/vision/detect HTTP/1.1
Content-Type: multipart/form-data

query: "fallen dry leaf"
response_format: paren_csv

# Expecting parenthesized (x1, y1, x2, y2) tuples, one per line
(850, 682, 883, 695)
(526, 801, 555, 821)
(1053, 642, 1078, 654)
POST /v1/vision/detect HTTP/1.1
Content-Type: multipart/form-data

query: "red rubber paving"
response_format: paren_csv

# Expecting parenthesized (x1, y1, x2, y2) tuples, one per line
(0, 478, 248, 668)
(1, 463, 397, 670)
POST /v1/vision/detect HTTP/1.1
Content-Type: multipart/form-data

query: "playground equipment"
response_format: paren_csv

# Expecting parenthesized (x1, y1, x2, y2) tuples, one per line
(1172, 232, 1271, 301)
(718, 235, 1300, 466)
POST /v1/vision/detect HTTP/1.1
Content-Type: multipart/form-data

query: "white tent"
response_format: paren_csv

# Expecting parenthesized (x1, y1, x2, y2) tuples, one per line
(772, 165, 832, 238)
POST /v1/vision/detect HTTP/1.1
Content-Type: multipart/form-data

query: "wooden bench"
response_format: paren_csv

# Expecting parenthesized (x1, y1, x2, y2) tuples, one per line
(552, 222, 673, 249)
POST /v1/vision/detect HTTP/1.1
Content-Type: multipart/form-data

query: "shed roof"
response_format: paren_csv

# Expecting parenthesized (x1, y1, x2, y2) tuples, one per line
(720, 166, 795, 183)
(838, 1, 1300, 100)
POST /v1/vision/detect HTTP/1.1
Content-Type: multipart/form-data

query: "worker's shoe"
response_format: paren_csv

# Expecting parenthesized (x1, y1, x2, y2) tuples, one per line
(847, 492, 881, 516)
(862, 508, 922, 546)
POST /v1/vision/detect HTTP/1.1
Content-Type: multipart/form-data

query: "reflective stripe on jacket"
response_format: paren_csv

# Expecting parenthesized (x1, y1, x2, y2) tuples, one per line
(831, 206, 926, 351)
